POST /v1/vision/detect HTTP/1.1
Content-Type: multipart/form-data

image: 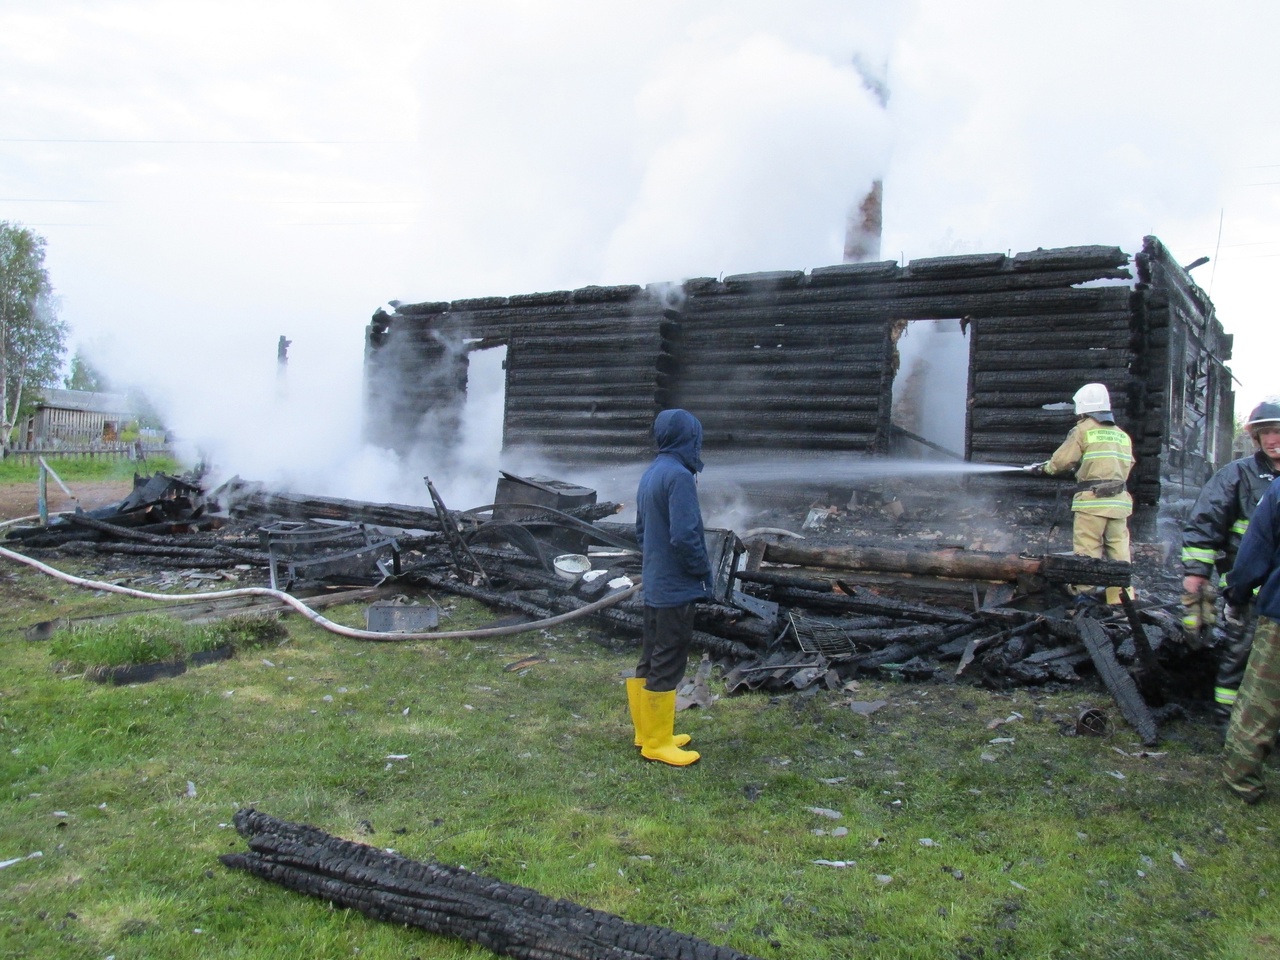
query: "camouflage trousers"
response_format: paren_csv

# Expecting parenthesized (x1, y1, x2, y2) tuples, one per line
(1222, 616, 1280, 803)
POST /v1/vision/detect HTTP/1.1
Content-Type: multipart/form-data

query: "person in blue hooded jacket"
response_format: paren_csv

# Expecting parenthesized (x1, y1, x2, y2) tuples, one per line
(1221, 478, 1280, 802)
(626, 408, 712, 767)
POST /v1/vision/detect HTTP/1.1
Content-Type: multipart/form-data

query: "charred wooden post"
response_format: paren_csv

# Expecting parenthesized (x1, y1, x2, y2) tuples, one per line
(222, 809, 764, 960)
(1075, 617, 1159, 745)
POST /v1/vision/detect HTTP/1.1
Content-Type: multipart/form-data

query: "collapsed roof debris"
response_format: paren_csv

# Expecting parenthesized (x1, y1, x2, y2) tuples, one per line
(3, 468, 1203, 744)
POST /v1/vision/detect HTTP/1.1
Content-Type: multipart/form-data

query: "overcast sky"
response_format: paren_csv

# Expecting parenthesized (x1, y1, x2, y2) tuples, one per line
(2, 1, 1276, 502)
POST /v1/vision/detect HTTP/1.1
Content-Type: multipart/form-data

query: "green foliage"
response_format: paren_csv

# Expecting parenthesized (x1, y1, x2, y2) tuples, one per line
(0, 454, 184, 483)
(48, 614, 288, 670)
(124, 384, 167, 431)
(0, 221, 68, 443)
(1, 571, 1279, 959)
(63, 348, 109, 392)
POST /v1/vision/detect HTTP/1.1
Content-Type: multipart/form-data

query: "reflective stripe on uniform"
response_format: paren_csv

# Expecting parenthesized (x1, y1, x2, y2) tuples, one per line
(1181, 546, 1217, 564)
(1232, 519, 1250, 535)
(1216, 686, 1238, 706)
(1073, 498, 1133, 511)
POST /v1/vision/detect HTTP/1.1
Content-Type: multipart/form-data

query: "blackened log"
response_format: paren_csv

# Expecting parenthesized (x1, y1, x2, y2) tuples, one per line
(414, 571, 557, 622)
(974, 311, 1131, 335)
(972, 349, 1130, 372)
(970, 431, 1079, 451)
(674, 393, 882, 412)
(64, 513, 268, 564)
(761, 541, 1042, 582)
(771, 583, 973, 626)
(700, 429, 878, 450)
(972, 369, 1125, 390)
(1009, 245, 1129, 272)
(686, 272, 1132, 313)
(1040, 554, 1131, 588)
(227, 490, 444, 532)
(222, 809, 762, 960)
(734, 569, 835, 593)
(854, 624, 974, 669)
(1076, 617, 1159, 745)
(970, 409, 1086, 431)
(54, 541, 230, 568)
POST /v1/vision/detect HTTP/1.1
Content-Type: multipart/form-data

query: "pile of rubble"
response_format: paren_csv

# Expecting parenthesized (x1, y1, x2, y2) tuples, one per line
(3, 468, 1204, 745)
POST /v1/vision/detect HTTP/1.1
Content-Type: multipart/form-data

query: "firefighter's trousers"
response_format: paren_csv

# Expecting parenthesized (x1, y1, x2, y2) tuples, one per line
(1214, 601, 1258, 722)
(1071, 511, 1132, 604)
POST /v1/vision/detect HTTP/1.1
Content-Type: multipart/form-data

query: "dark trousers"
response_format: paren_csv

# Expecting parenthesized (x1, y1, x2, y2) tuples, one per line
(1215, 601, 1259, 714)
(638, 603, 696, 693)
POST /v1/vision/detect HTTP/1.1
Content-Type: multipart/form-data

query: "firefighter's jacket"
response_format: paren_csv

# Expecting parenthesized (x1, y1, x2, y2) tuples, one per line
(1043, 416, 1134, 519)
(1181, 451, 1280, 581)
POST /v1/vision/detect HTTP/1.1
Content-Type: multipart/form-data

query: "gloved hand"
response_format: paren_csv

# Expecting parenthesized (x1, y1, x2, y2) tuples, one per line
(1180, 577, 1218, 645)
(1023, 463, 1046, 477)
(1224, 601, 1245, 628)
(1183, 574, 1209, 595)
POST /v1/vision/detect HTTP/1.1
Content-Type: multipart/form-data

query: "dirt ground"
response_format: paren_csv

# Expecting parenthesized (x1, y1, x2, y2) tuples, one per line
(0, 479, 135, 522)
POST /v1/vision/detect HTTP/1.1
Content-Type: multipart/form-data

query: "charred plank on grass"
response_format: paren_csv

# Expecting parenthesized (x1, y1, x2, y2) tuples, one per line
(1076, 617, 1159, 745)
(222, 809, 762, 960)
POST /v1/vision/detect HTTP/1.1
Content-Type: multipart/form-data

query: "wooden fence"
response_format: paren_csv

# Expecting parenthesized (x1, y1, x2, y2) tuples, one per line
(0, 443, 174, 465)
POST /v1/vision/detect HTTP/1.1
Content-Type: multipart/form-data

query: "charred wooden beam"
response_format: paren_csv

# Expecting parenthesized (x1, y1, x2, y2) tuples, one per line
(759, 541, 1042, 582)
(222, 809, 762, 960)
(854, 623, 975, 669)
(1075, 617, 1159, 745)
(54, 541, 230, 568)
(63, 512, 268, 564)
(1039, 554, 1131, 587)
(225, 488, 445, 532)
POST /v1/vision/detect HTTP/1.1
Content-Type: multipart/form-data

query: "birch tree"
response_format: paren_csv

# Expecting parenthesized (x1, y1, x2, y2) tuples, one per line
(0, 222, 67, 449)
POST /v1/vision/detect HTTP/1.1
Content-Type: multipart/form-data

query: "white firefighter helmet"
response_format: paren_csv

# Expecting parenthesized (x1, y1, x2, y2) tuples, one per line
(1073, 383, 1111, 416)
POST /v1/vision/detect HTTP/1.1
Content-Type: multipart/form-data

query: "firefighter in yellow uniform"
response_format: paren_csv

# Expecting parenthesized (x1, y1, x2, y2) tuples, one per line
(1027, 383, 1135, 604)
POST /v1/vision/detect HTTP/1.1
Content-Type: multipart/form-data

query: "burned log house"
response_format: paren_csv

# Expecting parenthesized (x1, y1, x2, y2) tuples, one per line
(365, 235, 1233, 541)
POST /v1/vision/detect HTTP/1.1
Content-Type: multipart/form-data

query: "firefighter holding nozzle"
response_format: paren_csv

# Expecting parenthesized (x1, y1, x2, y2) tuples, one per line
(1024, 383, 1135, 605)
(1180, 400, 1280, 729)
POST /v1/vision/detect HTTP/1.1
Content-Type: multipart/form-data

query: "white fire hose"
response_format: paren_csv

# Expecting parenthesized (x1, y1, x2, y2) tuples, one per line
(0, 514, 640, 641)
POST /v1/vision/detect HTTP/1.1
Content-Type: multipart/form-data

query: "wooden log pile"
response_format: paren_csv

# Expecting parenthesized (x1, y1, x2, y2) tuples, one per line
(221, 808, 762, 960)
(3, 473, 1194, 741)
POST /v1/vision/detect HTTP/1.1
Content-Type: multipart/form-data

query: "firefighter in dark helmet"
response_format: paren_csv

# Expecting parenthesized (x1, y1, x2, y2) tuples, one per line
(1182, 399, 1280, 729)
(1026, 383, 1135, 604)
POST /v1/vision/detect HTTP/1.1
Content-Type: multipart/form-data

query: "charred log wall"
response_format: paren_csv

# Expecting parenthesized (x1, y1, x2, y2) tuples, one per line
(1134, 235, 1235, 541)
(364, 239, 1232, 528)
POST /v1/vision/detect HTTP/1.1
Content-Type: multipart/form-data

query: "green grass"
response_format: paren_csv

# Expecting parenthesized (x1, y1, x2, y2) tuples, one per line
(3, 558, 1280, 959)
(0, 454, 184, 484)
(48, 614, 288, 671)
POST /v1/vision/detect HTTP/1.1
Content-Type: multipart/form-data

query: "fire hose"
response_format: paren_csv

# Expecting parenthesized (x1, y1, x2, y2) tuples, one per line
(0, 514, 640, 642)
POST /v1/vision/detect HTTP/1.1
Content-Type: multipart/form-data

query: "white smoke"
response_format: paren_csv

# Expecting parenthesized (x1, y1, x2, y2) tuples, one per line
(12, 0, 1277, 503)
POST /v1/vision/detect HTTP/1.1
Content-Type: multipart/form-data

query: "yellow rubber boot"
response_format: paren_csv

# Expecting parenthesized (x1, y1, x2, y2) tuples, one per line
(640, 688, 700, 767)
(627, 677, 690, 748)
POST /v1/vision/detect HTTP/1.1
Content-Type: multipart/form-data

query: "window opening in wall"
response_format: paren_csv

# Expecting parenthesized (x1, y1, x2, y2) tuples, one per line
(889, 319, 971, 460)
(458, 343, 509, 473)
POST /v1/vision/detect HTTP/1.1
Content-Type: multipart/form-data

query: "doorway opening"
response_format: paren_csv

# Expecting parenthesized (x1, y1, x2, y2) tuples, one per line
(889, 319, 971, 460)
(457, 342, 509, 476)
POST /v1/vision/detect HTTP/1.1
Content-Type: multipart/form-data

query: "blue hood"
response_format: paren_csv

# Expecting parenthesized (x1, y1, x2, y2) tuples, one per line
(653, 408, 704, 474)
